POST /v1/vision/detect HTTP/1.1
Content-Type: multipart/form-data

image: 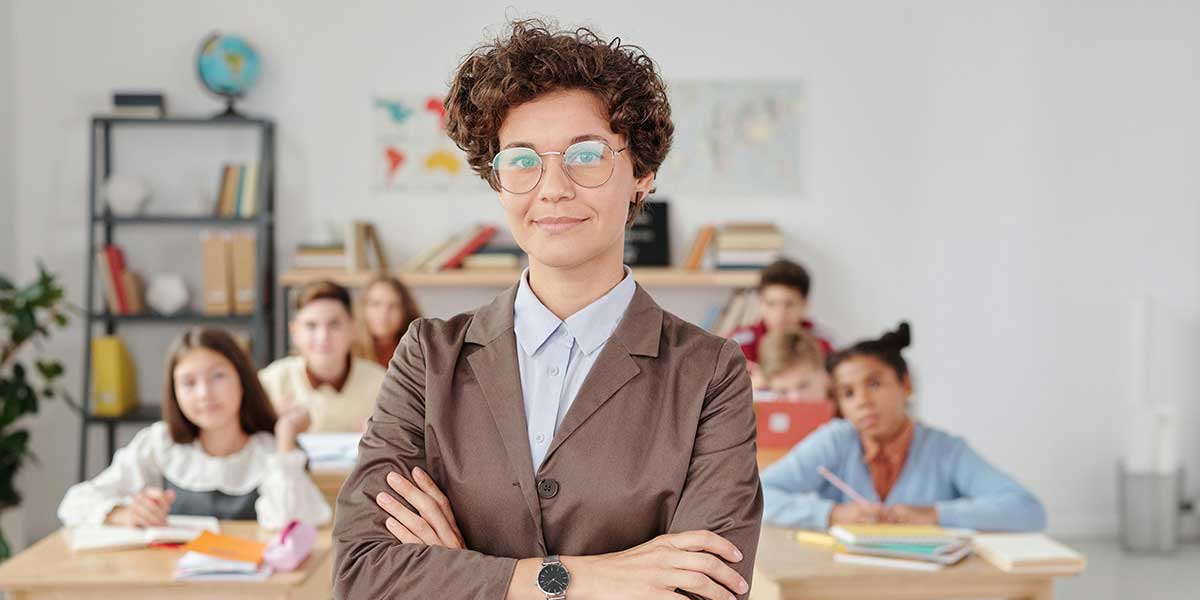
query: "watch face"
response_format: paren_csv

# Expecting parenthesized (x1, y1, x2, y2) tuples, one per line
(537, 562, 570, 595)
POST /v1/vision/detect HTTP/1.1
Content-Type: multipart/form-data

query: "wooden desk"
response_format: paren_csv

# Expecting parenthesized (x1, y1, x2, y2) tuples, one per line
(751, 527, 1078, 600)
(0, 521, 332, 600)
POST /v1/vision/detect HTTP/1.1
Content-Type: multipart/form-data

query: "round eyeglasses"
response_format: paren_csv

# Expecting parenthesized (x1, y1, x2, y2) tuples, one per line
(490, 140, 627, 194)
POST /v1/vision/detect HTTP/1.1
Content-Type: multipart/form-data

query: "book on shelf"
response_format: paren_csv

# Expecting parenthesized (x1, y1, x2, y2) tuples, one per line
(711, 289, 761, 336)
(440, 224, 498, 270)
(230, 231, 257, 315)
(91, 335, 138, 417)
(96, 244, 145, 315)
(716, 222, 783, 269)
(684, 224, 717, 270)
(346, 221, 390, 272)
(214, 162, 261, 218)
(110, 91, 166, 119)
(292, 244, 347, 270)
(201, 231, 234, 315)
(402, 224, 501, 273)
(462, 253, 521, 270)
(624, 200, 670, 266)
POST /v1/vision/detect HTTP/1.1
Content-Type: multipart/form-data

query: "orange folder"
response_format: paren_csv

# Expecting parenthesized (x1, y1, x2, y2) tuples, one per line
(181, 530, 267, 564)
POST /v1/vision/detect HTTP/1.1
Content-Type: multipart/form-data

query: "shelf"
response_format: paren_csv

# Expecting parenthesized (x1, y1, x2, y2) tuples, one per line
(93, 115, 273, 127)
(93, 214, 269, 226)
(279, 267, 760, 288)
(85, 404, 160, 424)
(90, 312, 256, 324)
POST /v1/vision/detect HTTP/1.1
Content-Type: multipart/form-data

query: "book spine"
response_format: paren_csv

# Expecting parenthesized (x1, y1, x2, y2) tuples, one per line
(441, 225, 498, 270)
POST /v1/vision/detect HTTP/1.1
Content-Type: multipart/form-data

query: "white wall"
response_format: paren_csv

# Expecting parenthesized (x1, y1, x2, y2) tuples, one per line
(8, 0, 1200, 541)
(0, 0, 14, 275)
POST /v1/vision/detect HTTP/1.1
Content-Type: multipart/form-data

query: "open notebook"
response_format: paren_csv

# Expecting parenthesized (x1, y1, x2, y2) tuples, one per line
(973, 534, 1086, 574)
(68, 515, 219, 553)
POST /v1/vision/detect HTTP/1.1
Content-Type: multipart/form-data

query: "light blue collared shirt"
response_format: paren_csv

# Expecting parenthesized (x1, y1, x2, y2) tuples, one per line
(513, 266, 636, 472)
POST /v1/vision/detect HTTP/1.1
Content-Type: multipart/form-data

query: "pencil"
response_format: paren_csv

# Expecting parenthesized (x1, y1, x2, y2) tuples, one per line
(817, 466, 873, 507)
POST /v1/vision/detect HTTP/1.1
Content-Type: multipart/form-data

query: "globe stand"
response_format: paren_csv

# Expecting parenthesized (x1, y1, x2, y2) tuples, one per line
(212, 97, 248, 120)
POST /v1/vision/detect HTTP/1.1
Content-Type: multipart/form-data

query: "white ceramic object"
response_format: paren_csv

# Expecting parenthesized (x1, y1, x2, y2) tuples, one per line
(103, 174, 151, 215)
(146, 274, 189, 315)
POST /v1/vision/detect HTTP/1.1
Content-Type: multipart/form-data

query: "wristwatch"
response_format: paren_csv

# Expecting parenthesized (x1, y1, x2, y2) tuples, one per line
(536, 555, 570, 599)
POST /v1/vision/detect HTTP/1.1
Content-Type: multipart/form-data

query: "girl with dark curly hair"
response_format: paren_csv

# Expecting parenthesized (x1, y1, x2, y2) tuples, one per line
(333, 19, 762, 599)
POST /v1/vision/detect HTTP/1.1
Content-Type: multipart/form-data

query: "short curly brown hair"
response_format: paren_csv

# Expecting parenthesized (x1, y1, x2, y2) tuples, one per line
(445, 19, 674, 208)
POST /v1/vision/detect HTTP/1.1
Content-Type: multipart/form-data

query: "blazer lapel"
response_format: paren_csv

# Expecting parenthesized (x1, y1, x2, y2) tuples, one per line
(465, 285, 544, 537)
(541, 285, 663, 468)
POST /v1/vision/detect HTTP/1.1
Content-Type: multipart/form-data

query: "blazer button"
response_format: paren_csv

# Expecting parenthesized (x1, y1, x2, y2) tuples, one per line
(537, 478, 560, 499)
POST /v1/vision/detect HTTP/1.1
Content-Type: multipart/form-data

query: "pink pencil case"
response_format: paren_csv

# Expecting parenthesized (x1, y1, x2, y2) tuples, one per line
(263, 520, 317, 572)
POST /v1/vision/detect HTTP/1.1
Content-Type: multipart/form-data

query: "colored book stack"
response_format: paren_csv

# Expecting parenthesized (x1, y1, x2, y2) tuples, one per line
(95, 244, 145, 315)
(829, 525, 973, 571)
(202, 231, 258, 316)
(292, 244, 346, 270)
(214, 162, 262, 218)
(90, 336, 138, 417)
(403, 224, 501, 272)
(715, 222, 783, 269)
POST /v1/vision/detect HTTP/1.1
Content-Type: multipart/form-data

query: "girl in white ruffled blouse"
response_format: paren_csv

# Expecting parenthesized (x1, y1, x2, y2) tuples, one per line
(58, 327, 331, 530)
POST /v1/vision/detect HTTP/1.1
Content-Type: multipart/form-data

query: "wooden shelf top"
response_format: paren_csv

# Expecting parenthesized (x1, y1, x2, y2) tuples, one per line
(279, 268, 759, 288)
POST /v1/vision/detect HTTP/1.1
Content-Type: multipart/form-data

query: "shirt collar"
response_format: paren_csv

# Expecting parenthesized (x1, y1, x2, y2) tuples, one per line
(513, 266, 636, 356)
(304, 355, 353, 393)
(862, 418, 915, 464)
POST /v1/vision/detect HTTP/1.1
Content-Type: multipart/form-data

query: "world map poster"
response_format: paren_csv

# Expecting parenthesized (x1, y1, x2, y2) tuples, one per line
(371, 94, 488, 192)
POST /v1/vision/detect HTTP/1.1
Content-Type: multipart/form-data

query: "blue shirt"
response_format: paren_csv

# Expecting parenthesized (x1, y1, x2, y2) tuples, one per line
(513, 267, 636, 472)
(762, 419, 1047, 532)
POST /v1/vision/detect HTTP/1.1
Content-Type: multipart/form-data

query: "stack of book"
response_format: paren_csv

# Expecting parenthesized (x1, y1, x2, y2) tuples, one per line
(715, 223, 783, 269)
(291, 221, 388, 272)
(829, 525, 973, 571)
(201, 231, 258, 316)
(214, 163, 261, 218)
(403, 224, 512, 273)
(95, 244, 145, 315)
(111, 92, 166, 119)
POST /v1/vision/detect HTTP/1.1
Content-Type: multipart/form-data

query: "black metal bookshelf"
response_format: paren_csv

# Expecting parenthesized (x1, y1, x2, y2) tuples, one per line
(79, 115, 277, 481)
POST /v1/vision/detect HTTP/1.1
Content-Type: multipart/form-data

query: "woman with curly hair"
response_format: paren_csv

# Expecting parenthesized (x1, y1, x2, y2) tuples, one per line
(333, 19, 761, 600)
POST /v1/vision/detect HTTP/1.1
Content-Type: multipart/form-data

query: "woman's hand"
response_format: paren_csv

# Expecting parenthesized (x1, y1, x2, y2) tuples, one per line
(555, 530, 748, 600)
(106, 487, 176, 527)
(881, 504, 938, 525)
(375, 467, 465, 549)
(829, 502, 882, 525)
(275, 406, 312, 453)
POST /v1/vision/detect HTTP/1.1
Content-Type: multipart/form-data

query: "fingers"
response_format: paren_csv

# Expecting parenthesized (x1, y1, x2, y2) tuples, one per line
(411, 467, 463, 542)
(384, 517, 423, 544)
(387, 471, 460, 548)
(667, 549, 749, 597)
(129, 497, 167, 527)
(663, 568, 738, 600)
(376, 489, 440, 544)
(661, 530, 743, 564)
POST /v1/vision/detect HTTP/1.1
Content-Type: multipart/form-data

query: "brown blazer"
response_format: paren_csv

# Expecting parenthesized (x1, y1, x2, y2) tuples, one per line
(333, 283, 762, 599)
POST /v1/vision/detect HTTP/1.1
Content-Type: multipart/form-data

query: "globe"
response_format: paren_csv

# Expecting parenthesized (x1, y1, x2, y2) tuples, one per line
(196, 32, 261, 117)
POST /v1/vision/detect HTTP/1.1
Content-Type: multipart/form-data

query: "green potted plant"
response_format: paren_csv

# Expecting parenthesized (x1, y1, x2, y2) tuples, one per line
(0, 263, 76, 560)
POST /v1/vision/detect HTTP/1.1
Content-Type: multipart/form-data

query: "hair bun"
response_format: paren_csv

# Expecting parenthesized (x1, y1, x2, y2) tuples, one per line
(879, 321, 911, 350)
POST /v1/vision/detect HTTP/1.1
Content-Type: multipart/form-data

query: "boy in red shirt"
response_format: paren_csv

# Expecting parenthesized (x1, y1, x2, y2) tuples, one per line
(730, 259, 834, 386)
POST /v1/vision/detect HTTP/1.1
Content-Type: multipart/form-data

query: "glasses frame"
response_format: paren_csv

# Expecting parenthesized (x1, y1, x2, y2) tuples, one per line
(489, 140, 629, 194)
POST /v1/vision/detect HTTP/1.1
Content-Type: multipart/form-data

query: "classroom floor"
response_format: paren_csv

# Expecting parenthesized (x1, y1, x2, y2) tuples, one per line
(1055, 539, 1200, 600)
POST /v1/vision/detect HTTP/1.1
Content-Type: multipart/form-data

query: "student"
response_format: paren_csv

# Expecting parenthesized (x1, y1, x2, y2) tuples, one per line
(755, 329, 831, 402)
(58, 327, 330, 530)
(260, 281, 386, 432)
(354, 274, 421, 367)
(761, 322, 1046, 532)
(730, 259, 834, 374)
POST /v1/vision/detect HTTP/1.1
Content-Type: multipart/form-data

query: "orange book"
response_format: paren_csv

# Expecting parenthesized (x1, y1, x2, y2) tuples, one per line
(95, 249, 121, 314)
(104, 245, 129, 314)
(182, 530, 267, 564)
(684, 225, 716, 270)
